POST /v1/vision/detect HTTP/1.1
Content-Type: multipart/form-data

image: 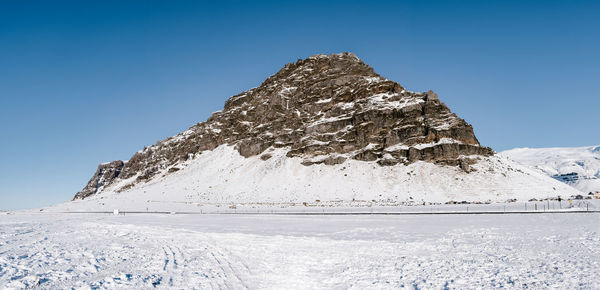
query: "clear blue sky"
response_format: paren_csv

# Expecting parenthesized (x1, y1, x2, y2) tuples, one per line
(1, 0, 598, 210)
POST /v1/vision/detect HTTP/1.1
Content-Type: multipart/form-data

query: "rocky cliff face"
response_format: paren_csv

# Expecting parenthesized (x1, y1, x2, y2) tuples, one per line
(74, 161, 124, 200)
(75, 52, 493, 200)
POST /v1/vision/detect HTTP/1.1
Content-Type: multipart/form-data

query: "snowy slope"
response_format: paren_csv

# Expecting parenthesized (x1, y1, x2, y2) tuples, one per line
(50, 145, 580, 212)
(501, 145, 600, 194)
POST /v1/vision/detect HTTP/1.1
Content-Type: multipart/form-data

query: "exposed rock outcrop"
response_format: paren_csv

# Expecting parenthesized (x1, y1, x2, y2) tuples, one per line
(74, 161, 124, 200)
(75, 52, 493, 199)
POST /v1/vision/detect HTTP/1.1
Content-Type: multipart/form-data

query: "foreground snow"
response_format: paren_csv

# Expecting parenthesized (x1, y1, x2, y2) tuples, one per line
(1, 212, 598, 289)
(501, 145, 600, 194)
(66, 145, 580, 212)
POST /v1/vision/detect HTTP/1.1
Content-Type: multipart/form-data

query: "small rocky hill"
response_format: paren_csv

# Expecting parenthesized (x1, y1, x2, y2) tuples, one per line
(74, 53, 570, 204)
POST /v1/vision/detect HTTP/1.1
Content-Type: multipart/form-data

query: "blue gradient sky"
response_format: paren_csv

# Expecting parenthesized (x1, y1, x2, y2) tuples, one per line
(1, 0, 598, 210)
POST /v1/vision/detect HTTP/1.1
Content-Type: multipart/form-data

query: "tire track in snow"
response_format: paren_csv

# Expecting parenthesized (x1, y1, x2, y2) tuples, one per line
(206, 242, 250, 289)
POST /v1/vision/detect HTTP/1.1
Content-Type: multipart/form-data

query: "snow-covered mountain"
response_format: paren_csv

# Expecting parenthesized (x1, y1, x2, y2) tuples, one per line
(501, 145, 600, 194)
(65, 53, 579, 210)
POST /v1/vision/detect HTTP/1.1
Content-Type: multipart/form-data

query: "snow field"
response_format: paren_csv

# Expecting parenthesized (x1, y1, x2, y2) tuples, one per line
(1, 213, 598, 289)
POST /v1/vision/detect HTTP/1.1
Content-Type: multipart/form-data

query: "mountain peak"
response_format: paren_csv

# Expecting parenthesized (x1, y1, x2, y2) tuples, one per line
(308, 51, 360, 59)
(302, 52, 365, 67)
(225, 52, 394, 112)
(255, 52, 381, 99)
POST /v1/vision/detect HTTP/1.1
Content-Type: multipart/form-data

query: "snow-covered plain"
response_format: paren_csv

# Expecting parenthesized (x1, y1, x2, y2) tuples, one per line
(1, 212, 598, 289)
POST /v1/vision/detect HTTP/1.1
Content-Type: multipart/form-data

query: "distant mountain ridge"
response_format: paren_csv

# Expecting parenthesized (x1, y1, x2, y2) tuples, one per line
(501, 145, 600, 194)
(70, 53, 579, 207)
